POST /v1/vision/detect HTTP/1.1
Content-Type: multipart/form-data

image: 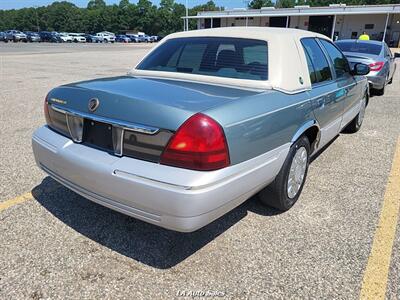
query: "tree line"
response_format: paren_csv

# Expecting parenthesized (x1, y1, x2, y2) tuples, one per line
(0, 0, 397, 36)
(0, 0, 223, 36)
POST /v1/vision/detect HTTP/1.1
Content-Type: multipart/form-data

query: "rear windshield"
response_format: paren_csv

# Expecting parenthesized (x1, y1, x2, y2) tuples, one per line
(335, 41, 382, 55)
(137, 37, 268, 81)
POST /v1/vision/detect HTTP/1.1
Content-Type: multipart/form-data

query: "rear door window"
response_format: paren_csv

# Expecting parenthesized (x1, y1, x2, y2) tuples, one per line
(301, 38, 332, 84)
(319, 39, 350, 78)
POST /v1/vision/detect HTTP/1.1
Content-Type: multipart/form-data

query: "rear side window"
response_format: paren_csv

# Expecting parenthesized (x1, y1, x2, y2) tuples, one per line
(384, 45, 392, 58)
(301, 38, 332, 84)
(137, 37, 268, 80)
(319, 39, 350, 78)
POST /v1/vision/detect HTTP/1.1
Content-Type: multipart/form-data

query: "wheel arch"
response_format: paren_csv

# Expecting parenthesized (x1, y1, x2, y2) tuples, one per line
(291, 120, 320, 152)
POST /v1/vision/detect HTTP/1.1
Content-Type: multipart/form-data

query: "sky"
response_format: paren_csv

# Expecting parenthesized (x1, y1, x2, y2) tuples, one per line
(0, 0, 248, 10)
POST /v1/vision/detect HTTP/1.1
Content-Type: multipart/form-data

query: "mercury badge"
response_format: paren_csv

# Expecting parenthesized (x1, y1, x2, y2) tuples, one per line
(88, 98, 100, 112)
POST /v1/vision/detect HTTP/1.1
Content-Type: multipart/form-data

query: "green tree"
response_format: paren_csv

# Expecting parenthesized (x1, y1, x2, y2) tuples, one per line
(275, 0, 296, 8)
(135, 0, 159, 34)
(117, 0, 138, 32)
(248, 0, 273, 9)
(157, 0, 185, 36)
(188, 1, 223, 30)
(87, 0, 106, 10)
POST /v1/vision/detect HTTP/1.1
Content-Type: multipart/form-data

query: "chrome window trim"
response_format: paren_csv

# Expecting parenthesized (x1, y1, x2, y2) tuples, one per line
(50, 104, 160, 135)
(120, 128, 125, 157)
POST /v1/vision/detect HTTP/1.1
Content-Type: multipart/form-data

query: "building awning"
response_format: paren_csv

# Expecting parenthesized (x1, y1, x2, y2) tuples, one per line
(182, 4, 400, 19)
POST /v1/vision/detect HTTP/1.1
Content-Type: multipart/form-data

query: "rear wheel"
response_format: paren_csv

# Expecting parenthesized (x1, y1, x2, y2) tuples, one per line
(388, 74, 393, 85)
(258, 135, 310, 211)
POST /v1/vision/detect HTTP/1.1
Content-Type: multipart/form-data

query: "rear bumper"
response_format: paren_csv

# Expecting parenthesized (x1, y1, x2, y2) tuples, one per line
(367, 74, 386, 90)
(32, 126, 289, 232)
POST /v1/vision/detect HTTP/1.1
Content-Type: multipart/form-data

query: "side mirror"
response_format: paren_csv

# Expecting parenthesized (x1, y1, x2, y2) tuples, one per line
(351, 63, 370, 76)
(394, 52, 400, 59)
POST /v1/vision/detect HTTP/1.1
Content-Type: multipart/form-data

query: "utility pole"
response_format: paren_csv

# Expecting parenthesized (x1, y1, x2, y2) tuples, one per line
(185, 0, 189, 31)
(34, 5, 39, 32)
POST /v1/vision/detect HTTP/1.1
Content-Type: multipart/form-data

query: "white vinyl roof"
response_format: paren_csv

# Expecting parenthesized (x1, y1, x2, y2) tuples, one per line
(183, 4, 400, 19)
(130, 27, 328, 93)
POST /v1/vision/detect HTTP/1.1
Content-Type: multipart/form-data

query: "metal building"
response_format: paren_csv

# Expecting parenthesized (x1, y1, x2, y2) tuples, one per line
(183, 4, 400, 47)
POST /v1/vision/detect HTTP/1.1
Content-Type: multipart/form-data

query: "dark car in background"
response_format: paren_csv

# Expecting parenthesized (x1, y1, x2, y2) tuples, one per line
(335, 39, 396, 95)
(138, 34, 154, 43)
(39, 31, 62, 43)
(84, 34, 101, 43)
(5, 30, 28, 42)
(116, 35, 131, 43)
(0, 32, 9, 42)
(25, 32, 41, 42)
(126, 34, 140, 43)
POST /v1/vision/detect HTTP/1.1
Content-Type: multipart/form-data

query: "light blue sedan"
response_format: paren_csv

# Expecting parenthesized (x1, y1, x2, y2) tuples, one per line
(32, 28, 370, 232)
(335, 39, 396, 95)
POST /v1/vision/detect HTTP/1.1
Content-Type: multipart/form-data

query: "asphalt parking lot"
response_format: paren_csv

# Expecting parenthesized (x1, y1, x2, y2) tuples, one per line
(1, 42, 399, 299)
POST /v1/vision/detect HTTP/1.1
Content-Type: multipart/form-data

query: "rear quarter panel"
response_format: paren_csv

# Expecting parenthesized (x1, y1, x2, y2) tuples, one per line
(205, 90, 314, 164)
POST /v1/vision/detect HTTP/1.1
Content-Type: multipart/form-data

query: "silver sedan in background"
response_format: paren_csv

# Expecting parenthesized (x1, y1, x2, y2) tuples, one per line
(335, 39, 397, 95)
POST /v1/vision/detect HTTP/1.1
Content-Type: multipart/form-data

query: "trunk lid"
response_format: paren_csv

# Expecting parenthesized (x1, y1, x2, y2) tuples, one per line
(342, 51, 378, 67)
(48, 76, 259, 131)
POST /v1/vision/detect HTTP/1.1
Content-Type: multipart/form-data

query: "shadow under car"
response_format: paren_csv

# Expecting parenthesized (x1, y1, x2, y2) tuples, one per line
(32, 177, 280, 269)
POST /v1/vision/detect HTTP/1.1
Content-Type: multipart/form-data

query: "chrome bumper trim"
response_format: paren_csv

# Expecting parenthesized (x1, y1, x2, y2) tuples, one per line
(51, 104, 160, 135)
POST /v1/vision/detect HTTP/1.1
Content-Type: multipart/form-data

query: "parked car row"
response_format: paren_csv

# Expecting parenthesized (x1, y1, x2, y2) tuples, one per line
(116, 34, 159, 43)
(0, 30, 159, 44)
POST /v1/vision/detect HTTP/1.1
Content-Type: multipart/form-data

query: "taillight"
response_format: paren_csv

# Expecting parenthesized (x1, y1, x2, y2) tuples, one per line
(368, 62, 384, 72)
(160, 113, 230, 171)
(44, 94, 51, 124)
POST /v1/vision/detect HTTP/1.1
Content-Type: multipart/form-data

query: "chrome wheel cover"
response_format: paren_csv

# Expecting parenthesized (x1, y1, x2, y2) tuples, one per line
(287, 146, 308, 199)
(357, 97, 367, 126)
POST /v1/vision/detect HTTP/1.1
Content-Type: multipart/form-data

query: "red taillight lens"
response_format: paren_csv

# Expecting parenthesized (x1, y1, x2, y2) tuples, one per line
(368, 62, 384, 72)
(160, 113, 230, 171)
(44, 95, 51, 124)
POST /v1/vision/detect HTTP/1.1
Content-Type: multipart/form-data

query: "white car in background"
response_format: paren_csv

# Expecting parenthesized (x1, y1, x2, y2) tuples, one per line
(69, 33, 86, 43)
(96, 31, 115, 43)
(59, 32, 73, 43)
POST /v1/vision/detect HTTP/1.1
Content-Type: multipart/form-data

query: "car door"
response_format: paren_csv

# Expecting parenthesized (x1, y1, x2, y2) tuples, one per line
(301, 38, 346, 149)
(318, 38, 360, 129)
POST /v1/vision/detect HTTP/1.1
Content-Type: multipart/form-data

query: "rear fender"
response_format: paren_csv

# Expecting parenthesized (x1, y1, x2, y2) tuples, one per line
(291, 120, 321, 151)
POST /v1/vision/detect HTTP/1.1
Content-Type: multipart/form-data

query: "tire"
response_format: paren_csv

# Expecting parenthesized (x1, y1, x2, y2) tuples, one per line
(374, 84, 385, 96)
(343, 94, 367, 133)
(388, 75, 393, 85)
(258, 135, 310, 211)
